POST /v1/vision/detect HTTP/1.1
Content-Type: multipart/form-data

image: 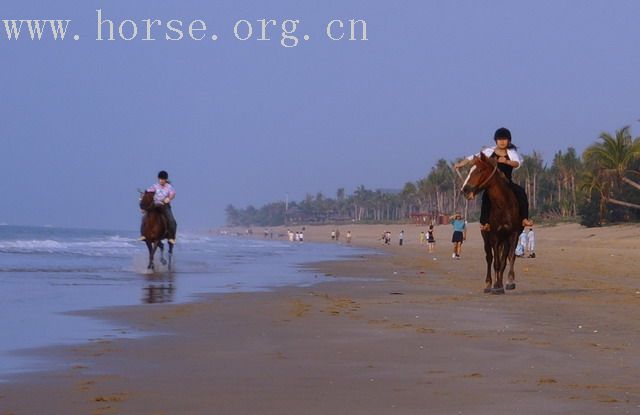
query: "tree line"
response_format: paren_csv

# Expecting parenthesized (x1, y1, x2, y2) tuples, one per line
(226, 126, 640, 228)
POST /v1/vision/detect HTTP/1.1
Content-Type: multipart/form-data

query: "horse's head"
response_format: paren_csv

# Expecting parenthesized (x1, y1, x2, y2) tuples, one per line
(461, 152, 499, 200)
(139, 191, 156, 211)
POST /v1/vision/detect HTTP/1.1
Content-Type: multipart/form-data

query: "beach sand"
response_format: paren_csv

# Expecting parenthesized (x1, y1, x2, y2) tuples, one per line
(1, 223, 639, 414)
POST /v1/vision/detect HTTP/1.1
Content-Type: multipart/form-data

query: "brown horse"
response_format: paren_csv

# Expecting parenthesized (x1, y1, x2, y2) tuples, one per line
(139, 191, 173, 272)
(461, 152, 523, 294)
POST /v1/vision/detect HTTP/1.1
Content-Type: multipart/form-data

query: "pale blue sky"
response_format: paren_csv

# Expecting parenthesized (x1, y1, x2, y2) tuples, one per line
(3, 0, 640, 229)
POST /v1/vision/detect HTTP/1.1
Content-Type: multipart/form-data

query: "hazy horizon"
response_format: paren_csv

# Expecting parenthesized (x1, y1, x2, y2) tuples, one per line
(3, 0, 640, 230)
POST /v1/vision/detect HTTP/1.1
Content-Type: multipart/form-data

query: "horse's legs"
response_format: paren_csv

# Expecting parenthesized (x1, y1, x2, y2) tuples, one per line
(492, 239, 509, 294)
(146, 241, 156, 271)
(167, 242, 173, 271)
(506, 233, 518, 290)
(159, 241, 167, 265)
(483, 233, 493, 293)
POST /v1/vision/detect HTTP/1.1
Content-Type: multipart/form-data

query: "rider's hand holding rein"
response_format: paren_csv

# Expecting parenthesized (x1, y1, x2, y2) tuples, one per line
(454, 159, 471, 170)
(497, 155, 519, 168)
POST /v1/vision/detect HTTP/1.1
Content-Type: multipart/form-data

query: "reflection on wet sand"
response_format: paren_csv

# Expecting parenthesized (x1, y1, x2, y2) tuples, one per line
(143, 274, 175, 304)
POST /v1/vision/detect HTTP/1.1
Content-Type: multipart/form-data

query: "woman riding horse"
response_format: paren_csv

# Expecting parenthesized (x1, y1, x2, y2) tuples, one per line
(454, 127, 533, 231)
(140, 170, 177, 244)
(139, 170, 177, 272)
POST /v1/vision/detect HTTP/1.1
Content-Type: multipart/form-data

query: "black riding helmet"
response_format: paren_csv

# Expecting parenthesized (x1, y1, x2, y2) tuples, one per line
(494, 127, 512, 142)
(158, 170, 169, 180)
(494, 127, 517, 150)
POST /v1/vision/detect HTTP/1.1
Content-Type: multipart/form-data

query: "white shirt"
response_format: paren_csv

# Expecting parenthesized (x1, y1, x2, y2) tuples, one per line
(466, 147, 522, 169)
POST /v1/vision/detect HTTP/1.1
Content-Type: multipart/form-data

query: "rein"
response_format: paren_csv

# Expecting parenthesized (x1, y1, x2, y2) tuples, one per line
(477, 161, 499, 190)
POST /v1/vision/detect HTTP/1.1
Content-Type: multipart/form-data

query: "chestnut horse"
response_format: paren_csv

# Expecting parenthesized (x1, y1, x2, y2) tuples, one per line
(139, 191, 173, 272)
(461, 152, 523, 294)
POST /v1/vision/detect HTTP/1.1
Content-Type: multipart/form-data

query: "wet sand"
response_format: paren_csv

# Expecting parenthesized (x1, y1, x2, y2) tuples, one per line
(1, 223, 639, 414)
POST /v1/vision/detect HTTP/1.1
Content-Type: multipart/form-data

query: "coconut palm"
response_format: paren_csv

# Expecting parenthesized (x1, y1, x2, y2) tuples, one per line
(583, 126, 640, 210)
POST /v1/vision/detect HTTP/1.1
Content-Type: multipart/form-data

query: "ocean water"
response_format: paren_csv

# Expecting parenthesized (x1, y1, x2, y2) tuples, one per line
(0, 225, 366, 378)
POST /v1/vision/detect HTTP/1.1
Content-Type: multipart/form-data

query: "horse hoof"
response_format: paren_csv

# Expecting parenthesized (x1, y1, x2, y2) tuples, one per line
(483, 288, 492, 294)
(491, 288, 505, 295)
(160, 259, 167, 265)
(506, 283, 516, 290)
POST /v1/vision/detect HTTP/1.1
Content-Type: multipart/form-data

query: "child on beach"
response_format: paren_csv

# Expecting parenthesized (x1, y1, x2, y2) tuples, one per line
(427, 225, 436, 253)
(515, 229, 527, 257)
(450, 213, 466, 259)
(527, 227, 536, 258)
(419, 231, 425, 245)
(346, 230, 352, 244)
(399, 230, 404, 246)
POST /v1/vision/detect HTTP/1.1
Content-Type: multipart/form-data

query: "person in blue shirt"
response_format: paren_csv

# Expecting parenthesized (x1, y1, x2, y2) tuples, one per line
(450, 213, 466, 259)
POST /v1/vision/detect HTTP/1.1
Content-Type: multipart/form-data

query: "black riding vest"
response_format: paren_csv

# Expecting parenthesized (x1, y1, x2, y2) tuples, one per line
(490, 152, 514, 181)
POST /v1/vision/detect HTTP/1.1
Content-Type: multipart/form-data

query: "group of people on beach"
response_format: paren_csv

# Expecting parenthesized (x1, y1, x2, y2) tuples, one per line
(330, 229, 352, 244)
(287, 230, 304, 242)
(380, 231, 392, 245)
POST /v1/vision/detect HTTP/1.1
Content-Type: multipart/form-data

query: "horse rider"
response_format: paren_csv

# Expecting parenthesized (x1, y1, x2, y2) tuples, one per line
(454, 127, 533, 232)
(140, 170, 177, 244)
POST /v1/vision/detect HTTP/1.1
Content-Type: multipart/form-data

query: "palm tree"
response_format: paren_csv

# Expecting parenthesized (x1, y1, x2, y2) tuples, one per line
(583, 126, 640, 210)
(518, 151, 544, 212)
(401, 182, 419, 216)
(580, 170, 606, 224)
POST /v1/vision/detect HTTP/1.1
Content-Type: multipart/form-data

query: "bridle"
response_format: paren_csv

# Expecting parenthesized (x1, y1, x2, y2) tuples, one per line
(476, 160, 499, 190)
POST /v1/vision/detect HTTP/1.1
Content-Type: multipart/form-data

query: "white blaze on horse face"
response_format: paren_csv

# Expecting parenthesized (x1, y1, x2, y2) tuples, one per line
(461, 165, 477, 192)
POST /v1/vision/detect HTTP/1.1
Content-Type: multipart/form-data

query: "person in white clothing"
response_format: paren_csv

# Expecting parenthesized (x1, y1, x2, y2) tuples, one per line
(515, 230, 527, 257)
(527, 227, 536, 258)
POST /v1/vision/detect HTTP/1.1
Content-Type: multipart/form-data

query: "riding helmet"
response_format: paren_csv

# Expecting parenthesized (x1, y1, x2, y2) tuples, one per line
(158, 170, 169, 180)
(494, 127, 512, 142)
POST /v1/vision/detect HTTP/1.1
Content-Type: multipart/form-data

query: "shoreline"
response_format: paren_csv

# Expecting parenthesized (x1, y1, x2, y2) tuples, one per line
(1, 223, 639, 414)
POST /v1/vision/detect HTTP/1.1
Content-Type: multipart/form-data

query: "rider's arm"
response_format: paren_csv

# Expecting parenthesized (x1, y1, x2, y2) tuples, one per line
(498, 158, 520, 168)
(454, 148, 493, 169)
(454, 158, 472, 169)
(505, 149, 522, 169)
(164, 186, 176, 204)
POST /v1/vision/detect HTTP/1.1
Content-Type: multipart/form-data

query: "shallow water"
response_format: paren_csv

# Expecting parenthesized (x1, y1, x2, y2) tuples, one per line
(0, 225, 367, 378)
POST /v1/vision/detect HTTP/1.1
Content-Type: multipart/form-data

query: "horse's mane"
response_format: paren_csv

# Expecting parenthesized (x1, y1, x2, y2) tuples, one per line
(140, 191, 159, 212)
(476, 153, 509, 186)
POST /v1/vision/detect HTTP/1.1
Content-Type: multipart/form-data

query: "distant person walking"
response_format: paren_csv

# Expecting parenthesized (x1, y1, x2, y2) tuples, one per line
(450, 213, 466, 259)
(419, 231, 426, 245)
(399, 230, 404, 246)
(346, 230, 352, 244)
(427, 225, 436, 253)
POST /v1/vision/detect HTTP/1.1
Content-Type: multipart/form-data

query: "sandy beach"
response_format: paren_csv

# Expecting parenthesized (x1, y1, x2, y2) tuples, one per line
(1, 222, 639, 415)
